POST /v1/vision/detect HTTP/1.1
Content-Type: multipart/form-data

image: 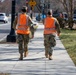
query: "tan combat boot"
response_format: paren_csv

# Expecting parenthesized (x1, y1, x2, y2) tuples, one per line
(49, 55, 52, 60)
(24, 51, 28, 57)
(45, 50, 48, 58)
(45, 54, 48, 58)
(24, 47, 28, 57)
(19, 53, 23, 60)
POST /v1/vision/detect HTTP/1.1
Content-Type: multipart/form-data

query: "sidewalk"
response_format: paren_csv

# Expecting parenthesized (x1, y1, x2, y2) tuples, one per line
(0, 23, 76, 75)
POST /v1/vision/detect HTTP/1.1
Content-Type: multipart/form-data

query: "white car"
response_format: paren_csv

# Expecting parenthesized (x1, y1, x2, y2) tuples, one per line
(0, 13, 8, 23)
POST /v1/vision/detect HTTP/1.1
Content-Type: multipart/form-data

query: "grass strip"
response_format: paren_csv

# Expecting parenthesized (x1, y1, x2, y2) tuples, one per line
(60, 29, 76, 66)
(0, 73, 10, 75)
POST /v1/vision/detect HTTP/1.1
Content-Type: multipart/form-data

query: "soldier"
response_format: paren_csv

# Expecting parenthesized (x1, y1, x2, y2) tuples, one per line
(57, 12, 65, 28)
(13, 6, 32, 60)
(43, 9, 61, 60)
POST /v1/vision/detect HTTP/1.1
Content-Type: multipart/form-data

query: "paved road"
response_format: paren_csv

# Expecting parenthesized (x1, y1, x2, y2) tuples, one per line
(0, 23, 76, 75)
(0, 17, 11, 40)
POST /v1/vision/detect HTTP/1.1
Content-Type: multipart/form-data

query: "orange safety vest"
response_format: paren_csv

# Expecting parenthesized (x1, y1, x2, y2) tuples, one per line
(17, 13, 30, 34)
(44, 17, 56, 34)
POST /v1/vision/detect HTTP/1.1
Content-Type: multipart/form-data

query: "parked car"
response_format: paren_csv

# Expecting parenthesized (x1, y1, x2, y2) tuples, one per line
(53, 13, 60, 18)
(62, 12, 68, 21)
(73, 14, 76, 21)
(63, 12, 76, 21)
(0, 13, 8, 23)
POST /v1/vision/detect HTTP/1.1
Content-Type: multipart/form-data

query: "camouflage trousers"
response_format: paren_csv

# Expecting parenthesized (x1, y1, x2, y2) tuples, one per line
(16, 34, 29, 54)
(44, 34, 56, 56)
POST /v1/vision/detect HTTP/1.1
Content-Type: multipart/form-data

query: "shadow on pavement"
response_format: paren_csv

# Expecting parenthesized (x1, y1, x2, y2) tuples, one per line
(0, 57, 45, 61)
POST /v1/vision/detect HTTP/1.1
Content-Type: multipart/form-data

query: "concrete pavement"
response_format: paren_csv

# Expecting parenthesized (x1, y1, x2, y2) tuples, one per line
(0, 23, 76, 75)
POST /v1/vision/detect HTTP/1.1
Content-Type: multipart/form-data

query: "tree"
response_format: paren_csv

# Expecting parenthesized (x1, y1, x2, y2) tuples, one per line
(59, 0, 75, 29)
(0, 0, 11, 14)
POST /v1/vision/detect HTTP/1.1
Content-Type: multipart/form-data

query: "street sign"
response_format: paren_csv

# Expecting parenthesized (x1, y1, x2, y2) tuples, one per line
(29, 0, 36, 7)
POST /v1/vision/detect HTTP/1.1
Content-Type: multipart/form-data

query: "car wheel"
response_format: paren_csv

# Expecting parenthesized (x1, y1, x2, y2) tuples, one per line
(6, 21, 8, 23)
(4, 21, 6, 23)
(4, 21, 7, 23)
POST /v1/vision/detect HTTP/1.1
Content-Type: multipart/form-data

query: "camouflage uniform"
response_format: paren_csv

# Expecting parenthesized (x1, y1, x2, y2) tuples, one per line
(13, 14, 32, 55)
(44, 18, 61, 57)
(16, 34, 29, 54)
(44, 34, 56, 56)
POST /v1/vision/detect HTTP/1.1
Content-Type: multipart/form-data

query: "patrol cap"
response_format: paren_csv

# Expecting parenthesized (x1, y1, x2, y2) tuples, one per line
(21, 6, 27, 12)
(47, 9, 52, 16)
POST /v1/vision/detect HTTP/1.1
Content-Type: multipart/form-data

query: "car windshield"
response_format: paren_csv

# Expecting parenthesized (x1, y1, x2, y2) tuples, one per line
(0, 14, 4, 16)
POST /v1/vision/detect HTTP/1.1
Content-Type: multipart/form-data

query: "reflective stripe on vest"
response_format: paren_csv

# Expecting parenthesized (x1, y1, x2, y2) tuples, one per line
(44, 17, 56, 34)
(17, 27, 28, 30)
(17, 13, 30, 34)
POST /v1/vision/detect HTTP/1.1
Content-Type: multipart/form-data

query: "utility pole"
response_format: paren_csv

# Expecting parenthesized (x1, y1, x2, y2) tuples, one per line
(42, 0, 45, 19)
(30, 6, 33, 18)
(7, 0, 16, 42)
(29, 0, 36, 18)
(26, 0, 28, 7)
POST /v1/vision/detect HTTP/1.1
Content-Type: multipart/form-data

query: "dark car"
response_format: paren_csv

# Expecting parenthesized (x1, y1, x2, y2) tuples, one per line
(53, 13, 60, 18)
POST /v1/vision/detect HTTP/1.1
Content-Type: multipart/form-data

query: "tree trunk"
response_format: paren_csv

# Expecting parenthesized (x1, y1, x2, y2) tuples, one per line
(59, 0, 74, 30)
(68, 0, 74, 29)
